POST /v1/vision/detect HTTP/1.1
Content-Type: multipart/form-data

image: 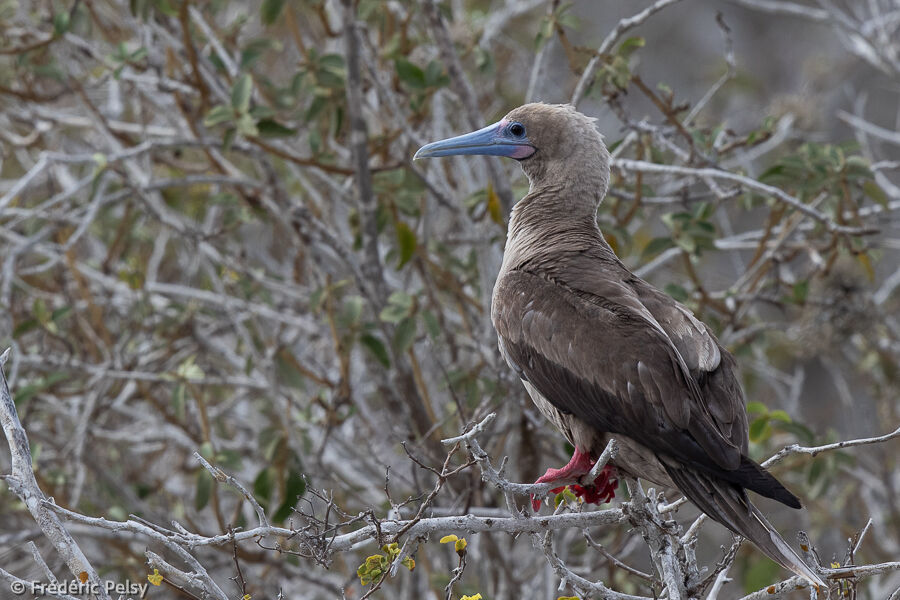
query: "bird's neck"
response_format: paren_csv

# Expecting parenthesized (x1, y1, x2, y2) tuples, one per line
(509, 187, 597, 236)
(502, 182, 615, 273)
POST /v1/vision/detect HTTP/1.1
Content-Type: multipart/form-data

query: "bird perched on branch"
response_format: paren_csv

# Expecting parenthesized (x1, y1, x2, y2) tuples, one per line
(415, 103, 824, 587)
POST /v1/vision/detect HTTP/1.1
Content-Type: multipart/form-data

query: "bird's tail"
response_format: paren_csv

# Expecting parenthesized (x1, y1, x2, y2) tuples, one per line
(664, 465, 826, 589)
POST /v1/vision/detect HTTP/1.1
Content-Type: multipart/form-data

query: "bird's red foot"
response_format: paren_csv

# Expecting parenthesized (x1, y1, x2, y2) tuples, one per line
(530, 448, 618, 511)
(565, 466, 618, 505)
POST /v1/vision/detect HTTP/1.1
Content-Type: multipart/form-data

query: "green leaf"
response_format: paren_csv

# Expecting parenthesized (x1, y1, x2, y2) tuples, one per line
(769, 409, 791, 423)
(241, 38, 281, 70)
(261, 432, 284, 462)
(319, 53, 345, 70)
(424, 60, 448, 88)
(32, 298, 50, 325)
(253, 467, 273, 506)
(340, 295, 365, 326)
(554, 486, 577, 508)
(486, 184, 504, 226)
(198, 441, 214, 459)
(675, 234, 696, 254)
(256, 118, 295, 138)
(260, 0, 286, 25)
(395, 58, 426, 89)
(642, 236, 674, 258)
(863, 180, 888, 207)
(172, 384, 186, 421)
(746, 401, 768, 415)
(693, 202, 714, 220)
(51, 306, 73, 323)
(273, 464, 306, 523)
(617, 36, 645, 57)
(53, 11, 70, 35)
(313, 54, 346, 88)
(231, 74, 254, 113)
(203, 104, 234, 127)
(792, 280, 809, 304)
(12, 372, 68, 407)
(249, 105, 276, 120)
(195, 469, 212, 511)
(176, 357, 205, 381)
(396, 221, 417, 267)
(150, 0, 177, 16)
(222, 127, 237, 152)
(215, 449, 243, 470)
(422, 310, 441, 339)
(236, 112, 259, 137)
(663, 283, 689, 303)
(749, 416, 771, 442)
(379, 304, 407, 324)
(276, 351, 306, 390)
(392, 316, 417, 354)
(12, 319, 39, 338)
(305, 95, 327, 123)
(773, 420, 815, 443)
(807, 457, 825, 485)
(360, 333, 391, 367)
(379, 291, 413, 323)
(843, 155, 872, 179)
(473, 45, 493, 73)
(535, 16, 554, 49)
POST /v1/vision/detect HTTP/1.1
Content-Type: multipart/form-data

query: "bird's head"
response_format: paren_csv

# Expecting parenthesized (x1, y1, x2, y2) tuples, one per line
(415, 103, 610, 200)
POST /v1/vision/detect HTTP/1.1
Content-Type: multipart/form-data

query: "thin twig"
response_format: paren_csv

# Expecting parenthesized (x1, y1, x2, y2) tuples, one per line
(571, 0, 686, 105)
(763, 426, 900, 468)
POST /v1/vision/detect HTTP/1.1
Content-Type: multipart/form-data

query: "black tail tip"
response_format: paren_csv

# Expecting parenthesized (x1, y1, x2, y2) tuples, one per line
(765, 478, 801, 508)
(739, 456, 803, 509)
(782, 492, 802, 510)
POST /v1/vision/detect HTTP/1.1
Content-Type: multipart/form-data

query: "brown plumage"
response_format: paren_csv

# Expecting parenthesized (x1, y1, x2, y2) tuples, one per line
(415, 103, 824, 587)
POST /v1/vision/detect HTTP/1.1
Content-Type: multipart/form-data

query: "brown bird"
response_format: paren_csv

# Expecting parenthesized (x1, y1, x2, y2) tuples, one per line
(415, 103, 824, 587)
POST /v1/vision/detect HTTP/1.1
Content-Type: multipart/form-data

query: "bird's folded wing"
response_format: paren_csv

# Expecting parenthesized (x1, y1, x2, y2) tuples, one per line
(629, 280, 749, 454)
(493, 269, 742, 474)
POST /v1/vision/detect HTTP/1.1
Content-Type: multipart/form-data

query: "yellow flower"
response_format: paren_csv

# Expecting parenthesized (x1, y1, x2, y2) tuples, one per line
(147, 569, 163, 586)
(440, 534, 459, 544)
(454, 538, 467, 553)
(460, 594, 482, 600)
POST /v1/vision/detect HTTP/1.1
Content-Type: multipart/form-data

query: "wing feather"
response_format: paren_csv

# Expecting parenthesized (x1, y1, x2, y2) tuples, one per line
(493, 270, 742, 473)
(631, 279, 747, 451)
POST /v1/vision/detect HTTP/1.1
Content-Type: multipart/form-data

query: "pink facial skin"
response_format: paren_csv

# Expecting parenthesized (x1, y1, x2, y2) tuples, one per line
(496, 119, 536, 159)
(510, 145, 536, 159)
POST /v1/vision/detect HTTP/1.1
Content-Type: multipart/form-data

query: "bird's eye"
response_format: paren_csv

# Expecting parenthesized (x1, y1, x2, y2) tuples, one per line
(509, 122, 526, 137)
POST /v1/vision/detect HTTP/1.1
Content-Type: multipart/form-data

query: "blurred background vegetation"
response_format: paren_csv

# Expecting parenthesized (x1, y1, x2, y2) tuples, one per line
(1, 0, 898, 598)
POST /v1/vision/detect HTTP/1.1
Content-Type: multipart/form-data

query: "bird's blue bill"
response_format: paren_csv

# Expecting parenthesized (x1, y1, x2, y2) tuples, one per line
(414, 119, 535, 160)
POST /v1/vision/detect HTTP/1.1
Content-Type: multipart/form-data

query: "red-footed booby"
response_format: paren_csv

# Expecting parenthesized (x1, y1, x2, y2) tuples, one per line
(415, 103, 825, 587)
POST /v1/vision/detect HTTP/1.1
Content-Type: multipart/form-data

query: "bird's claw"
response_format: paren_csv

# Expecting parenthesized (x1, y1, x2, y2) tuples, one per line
(531, 464, 618, 511)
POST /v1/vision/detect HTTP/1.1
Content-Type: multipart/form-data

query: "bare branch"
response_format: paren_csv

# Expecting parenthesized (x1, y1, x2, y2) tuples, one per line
(613, 158, 874, 235)
(194, 452, 269, 528)
(571, 0, 686, 106)
(0, 352, 112, 600)
(763, 426, 900, 468)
